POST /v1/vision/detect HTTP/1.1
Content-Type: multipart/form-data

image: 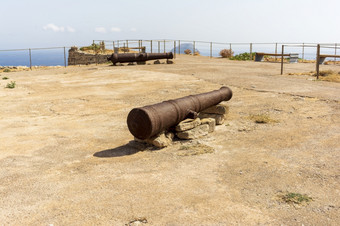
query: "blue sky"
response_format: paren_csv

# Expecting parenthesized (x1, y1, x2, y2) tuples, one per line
(1, 0, 339, 49)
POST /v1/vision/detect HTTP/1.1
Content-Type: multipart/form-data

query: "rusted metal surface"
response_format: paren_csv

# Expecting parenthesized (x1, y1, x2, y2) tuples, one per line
(127, 87, 233, 139)
(107, 52, 173, 65)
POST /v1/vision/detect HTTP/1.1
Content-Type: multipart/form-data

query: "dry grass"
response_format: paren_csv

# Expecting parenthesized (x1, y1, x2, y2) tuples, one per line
(316, 70, 340, 82)
(288, 70, 340, 83)
(177, 143, 214, 156)
(219, 49, 234, 58)
(324, 61, 340, 65)
(264, 57, 290, 63)
(184, 49, 192, 55)
(248, 114, 278, 124)
(319, 73, 340, 82)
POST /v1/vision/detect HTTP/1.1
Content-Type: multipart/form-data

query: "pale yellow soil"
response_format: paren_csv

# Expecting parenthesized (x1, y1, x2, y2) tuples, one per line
(0, 55, 339, 225)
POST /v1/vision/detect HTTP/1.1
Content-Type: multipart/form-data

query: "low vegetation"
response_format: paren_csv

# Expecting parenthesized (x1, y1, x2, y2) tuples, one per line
(193, 51, 200, 56)
(178, 143, 214, 156)
(230, 52, 255, 61)
(219, 49, 234, 58)
(3, 68, 11, 72)
(316, 70, 340, 82)
(80, 43, 101, 52)
(5, 81, 16, 89)
(280, 192, 312, 205)
(316, 70, 335, 77)
(2, 76, 9, 80)
(288, 70, 340, 83)
(248, 114, 278, 124)
(184, 49, 192, 55)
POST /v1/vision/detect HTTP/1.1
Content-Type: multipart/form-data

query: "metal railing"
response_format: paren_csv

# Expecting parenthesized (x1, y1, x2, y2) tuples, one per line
(1, 40, 339, 69)
(93, 39, 340, 61)
(0, 46, 70, 69)
(279, 43, 340, 77)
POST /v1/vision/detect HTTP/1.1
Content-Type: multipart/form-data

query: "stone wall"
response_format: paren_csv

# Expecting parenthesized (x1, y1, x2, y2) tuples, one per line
(68, 46, 111, 65)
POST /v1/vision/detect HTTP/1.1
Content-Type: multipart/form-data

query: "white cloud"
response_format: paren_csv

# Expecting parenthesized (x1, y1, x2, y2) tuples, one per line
(130, 27, 137, 32)
(67, 26, 76, 33)
(111, 27, 121, 32)
(95, 27, 107, 33)
(43, 23, 65, 32)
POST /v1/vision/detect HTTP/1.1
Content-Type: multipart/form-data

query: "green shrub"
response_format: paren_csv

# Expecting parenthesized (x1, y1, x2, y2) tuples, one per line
(3, 68, 11, 72)
(2, 76, 9, 80)
(281, 192, 312, 204)
(5, 81, 16, 89)
(219, 49, 234, 58)
(230, 52, 256, 61)
(80, 43, 101, 52)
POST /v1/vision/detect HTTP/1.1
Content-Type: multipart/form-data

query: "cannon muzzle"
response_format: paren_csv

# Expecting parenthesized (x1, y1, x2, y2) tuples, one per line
(108, 52, 173, 65)
(127, 87, 232, 139)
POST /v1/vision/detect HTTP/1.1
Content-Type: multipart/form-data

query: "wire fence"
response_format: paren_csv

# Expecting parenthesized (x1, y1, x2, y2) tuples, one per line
(94, 39, 340, 61)
(0, 47, 70, 69)
(0, 40, 339, 68)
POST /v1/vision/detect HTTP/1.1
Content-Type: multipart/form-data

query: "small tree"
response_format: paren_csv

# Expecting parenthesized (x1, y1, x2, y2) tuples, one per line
(219, 49, 234, 58)
(184, 49, 192, 55)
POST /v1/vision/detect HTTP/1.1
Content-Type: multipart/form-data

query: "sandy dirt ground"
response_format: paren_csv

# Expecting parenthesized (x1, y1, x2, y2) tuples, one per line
(0, 55, 339, 225)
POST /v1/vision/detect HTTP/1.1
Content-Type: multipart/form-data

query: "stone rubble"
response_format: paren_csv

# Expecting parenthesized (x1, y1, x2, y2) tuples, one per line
(201, 104, 229, 115)
(175, 118, 201, 132)
(134, 131, 174, 148)
(134, 104, 229, 146)
(176, 124, 209, 140)
(200, 118, 216, 133)
(198, 104, 228, 125)
(198, 113, 225, 125)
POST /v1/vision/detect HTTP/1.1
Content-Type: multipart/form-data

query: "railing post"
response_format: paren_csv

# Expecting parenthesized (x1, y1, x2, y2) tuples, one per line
(210, 42, 212, 58)
(126, 40, 129, 49)
(178, 40, 181, 54)
(250, 43, 253, 60)
(193, 41, 195, 55)
(150, 40, 153, 53)
(316, 44, 320, 79)
(335, 43, 337, 64)
(174, 41, 176, 59)
(117, 40, 120, 48)
(113, 41, 115, 51)
(29, 48, 32, 70)
(302, 43, 305, 61)
(275, 43, 278, 61)
(64, 47, 66, 68)
(138, 40, 141, 53)
(158, 41, 160, 53)
(281, 45, 284, 75)
(141, 40, 143, 51)
(163, 40, 166, 53)
(229, 43, 232, 53)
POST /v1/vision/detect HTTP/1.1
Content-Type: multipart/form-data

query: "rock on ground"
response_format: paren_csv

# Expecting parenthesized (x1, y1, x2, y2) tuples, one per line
(199, 113, 225, 125)
(201, 104, 229, 115)
(135, 131, 174, 148)
(200, 118, 216, 132)
(176, 124, 209, 139)
(175, 118, 201, 132)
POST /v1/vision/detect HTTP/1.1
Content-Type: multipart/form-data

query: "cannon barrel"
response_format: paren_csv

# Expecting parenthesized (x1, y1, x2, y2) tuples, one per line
(127, 87, 233, 139)
(108, 52, 173, 64)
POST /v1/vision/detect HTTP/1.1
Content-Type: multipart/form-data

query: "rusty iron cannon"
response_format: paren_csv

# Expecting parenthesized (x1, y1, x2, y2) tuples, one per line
(108, 52, 173, 65)
(127, 87, 233, 140)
